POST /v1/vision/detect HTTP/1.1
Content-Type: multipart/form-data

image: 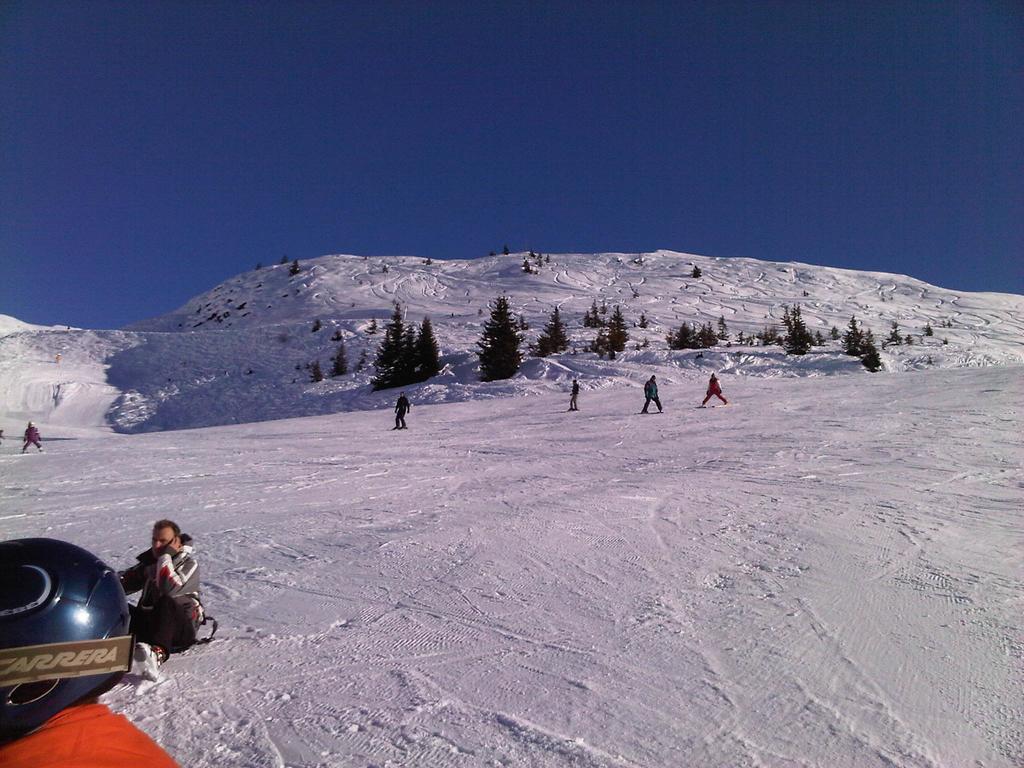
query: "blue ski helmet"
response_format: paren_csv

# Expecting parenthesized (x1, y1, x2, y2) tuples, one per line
(0, 538, 131, 743)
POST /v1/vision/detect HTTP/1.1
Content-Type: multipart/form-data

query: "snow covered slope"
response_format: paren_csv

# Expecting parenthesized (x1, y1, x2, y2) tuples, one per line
(2, 366, 1020, 766)
(1, 251, 1022, 435)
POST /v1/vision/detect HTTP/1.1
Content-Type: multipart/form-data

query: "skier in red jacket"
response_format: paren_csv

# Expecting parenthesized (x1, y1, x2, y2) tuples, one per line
(701, 373, 728, 406)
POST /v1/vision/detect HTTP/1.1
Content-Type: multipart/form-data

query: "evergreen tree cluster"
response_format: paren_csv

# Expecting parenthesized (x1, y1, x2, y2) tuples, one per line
(842, 316, 882, 372)
(582, 300, 609, 328)
(756, 325, 783, 345)
(371, 304, 441, 390)
(590, 306, 629, 358)
(667, 321, 719, 350)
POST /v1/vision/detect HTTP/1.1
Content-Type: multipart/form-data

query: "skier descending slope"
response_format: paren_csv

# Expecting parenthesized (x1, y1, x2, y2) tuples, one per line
(21, 422, 42, 453)
(0, 538, 179, 767)
(393, 392, 411, 430)
(641, 375, 663, 413)
(701, 373, 729, 407)
(569, 379, 580, 411)
(119, 520, 205, 681)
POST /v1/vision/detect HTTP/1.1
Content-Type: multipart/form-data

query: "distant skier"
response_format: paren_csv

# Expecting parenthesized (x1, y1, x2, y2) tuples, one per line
(701, 373, 729, 407)
(641, 375, 663, 414)
(0, 428, 4, 445)
(569, 379, 580, 411)
(55, 353, 62, 365)
(22, 422, 42, 453)
(394, 393, 411, 430)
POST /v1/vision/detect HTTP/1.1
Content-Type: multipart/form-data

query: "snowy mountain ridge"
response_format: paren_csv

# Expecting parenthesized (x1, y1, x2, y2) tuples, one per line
(1, 250, 1022, 434)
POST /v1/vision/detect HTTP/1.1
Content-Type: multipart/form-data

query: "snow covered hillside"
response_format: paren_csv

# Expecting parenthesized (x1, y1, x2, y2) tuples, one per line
(1, 250, 1022, 435)
(1, 367, 1020, 766)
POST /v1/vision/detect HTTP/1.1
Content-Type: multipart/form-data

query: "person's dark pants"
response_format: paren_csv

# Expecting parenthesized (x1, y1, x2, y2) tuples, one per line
(569, 395, 578, 411)
(130, 595, 196, 654)
(395, 412, 407, 429)
(642, 396, 662, 413)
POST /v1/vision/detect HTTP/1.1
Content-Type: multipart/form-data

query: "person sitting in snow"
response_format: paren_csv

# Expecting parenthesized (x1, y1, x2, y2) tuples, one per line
(22, 422, 42, 453)
(701, 373, 729, 407)
(393, 393, 411, 430)
(119, 520, 204, 680)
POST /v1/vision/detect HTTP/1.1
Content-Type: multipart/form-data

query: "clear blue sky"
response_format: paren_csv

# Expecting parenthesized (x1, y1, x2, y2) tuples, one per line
(2, 1, 1021, 329)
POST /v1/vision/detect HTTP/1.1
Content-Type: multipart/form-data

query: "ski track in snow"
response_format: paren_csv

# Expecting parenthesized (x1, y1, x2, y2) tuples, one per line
(1, 367, 1021, 767)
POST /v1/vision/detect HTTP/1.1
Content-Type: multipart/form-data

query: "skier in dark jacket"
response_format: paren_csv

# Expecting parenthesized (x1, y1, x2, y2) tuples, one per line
(568, 379, 580, 411)
(701, 373, 729, 406)
(641, 375, 662, 413)
(22, 422, 42, 453)
(119, 520, 203, 679)
(394, 393, 411, 430)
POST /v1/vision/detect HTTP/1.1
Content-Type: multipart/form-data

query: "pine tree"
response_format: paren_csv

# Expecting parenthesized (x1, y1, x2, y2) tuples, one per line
(396, 325, 417, 386)
(289, 259, 300, 276)
(697, 322, 719, 348)
(356, 348, 368, 372)
(861, 331, 882, 372)
(414, 317, 441, 381)
(667, 322, 697, 350)
(311, 318, 322, 333)
(310, 360, 324, 382)
(638, 312, 648, 329)
(533, 306, 569, 357)
(782, 305, 814, 355)
(590, 328, 610, 357)
(830, 325, 841, 340)
(366, 318, 378, 334)
(842, 316, 864, 356)
(757, 325, 783, 346)
(503, 245, 510, 255)
(717, 316, 728, 341)
(583, 301, 602, 328)
(522, 258, 534, 274)
(478, 296, 522, 381)
(606, 305, 629, 352)
(923, 322, 934, 337)
(691, 265, 702, 278)
(887, 320, 902, 345)
(331, 339, 348, 377)
(371, 305, 408, 390)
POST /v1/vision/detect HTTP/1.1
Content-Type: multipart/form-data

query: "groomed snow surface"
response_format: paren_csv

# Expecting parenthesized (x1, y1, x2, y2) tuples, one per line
(2, 367, 1021, 767)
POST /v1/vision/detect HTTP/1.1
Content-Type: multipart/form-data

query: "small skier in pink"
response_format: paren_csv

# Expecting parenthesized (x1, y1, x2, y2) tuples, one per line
(701, 373, 728, 407)
(22, 421, 43, 453)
